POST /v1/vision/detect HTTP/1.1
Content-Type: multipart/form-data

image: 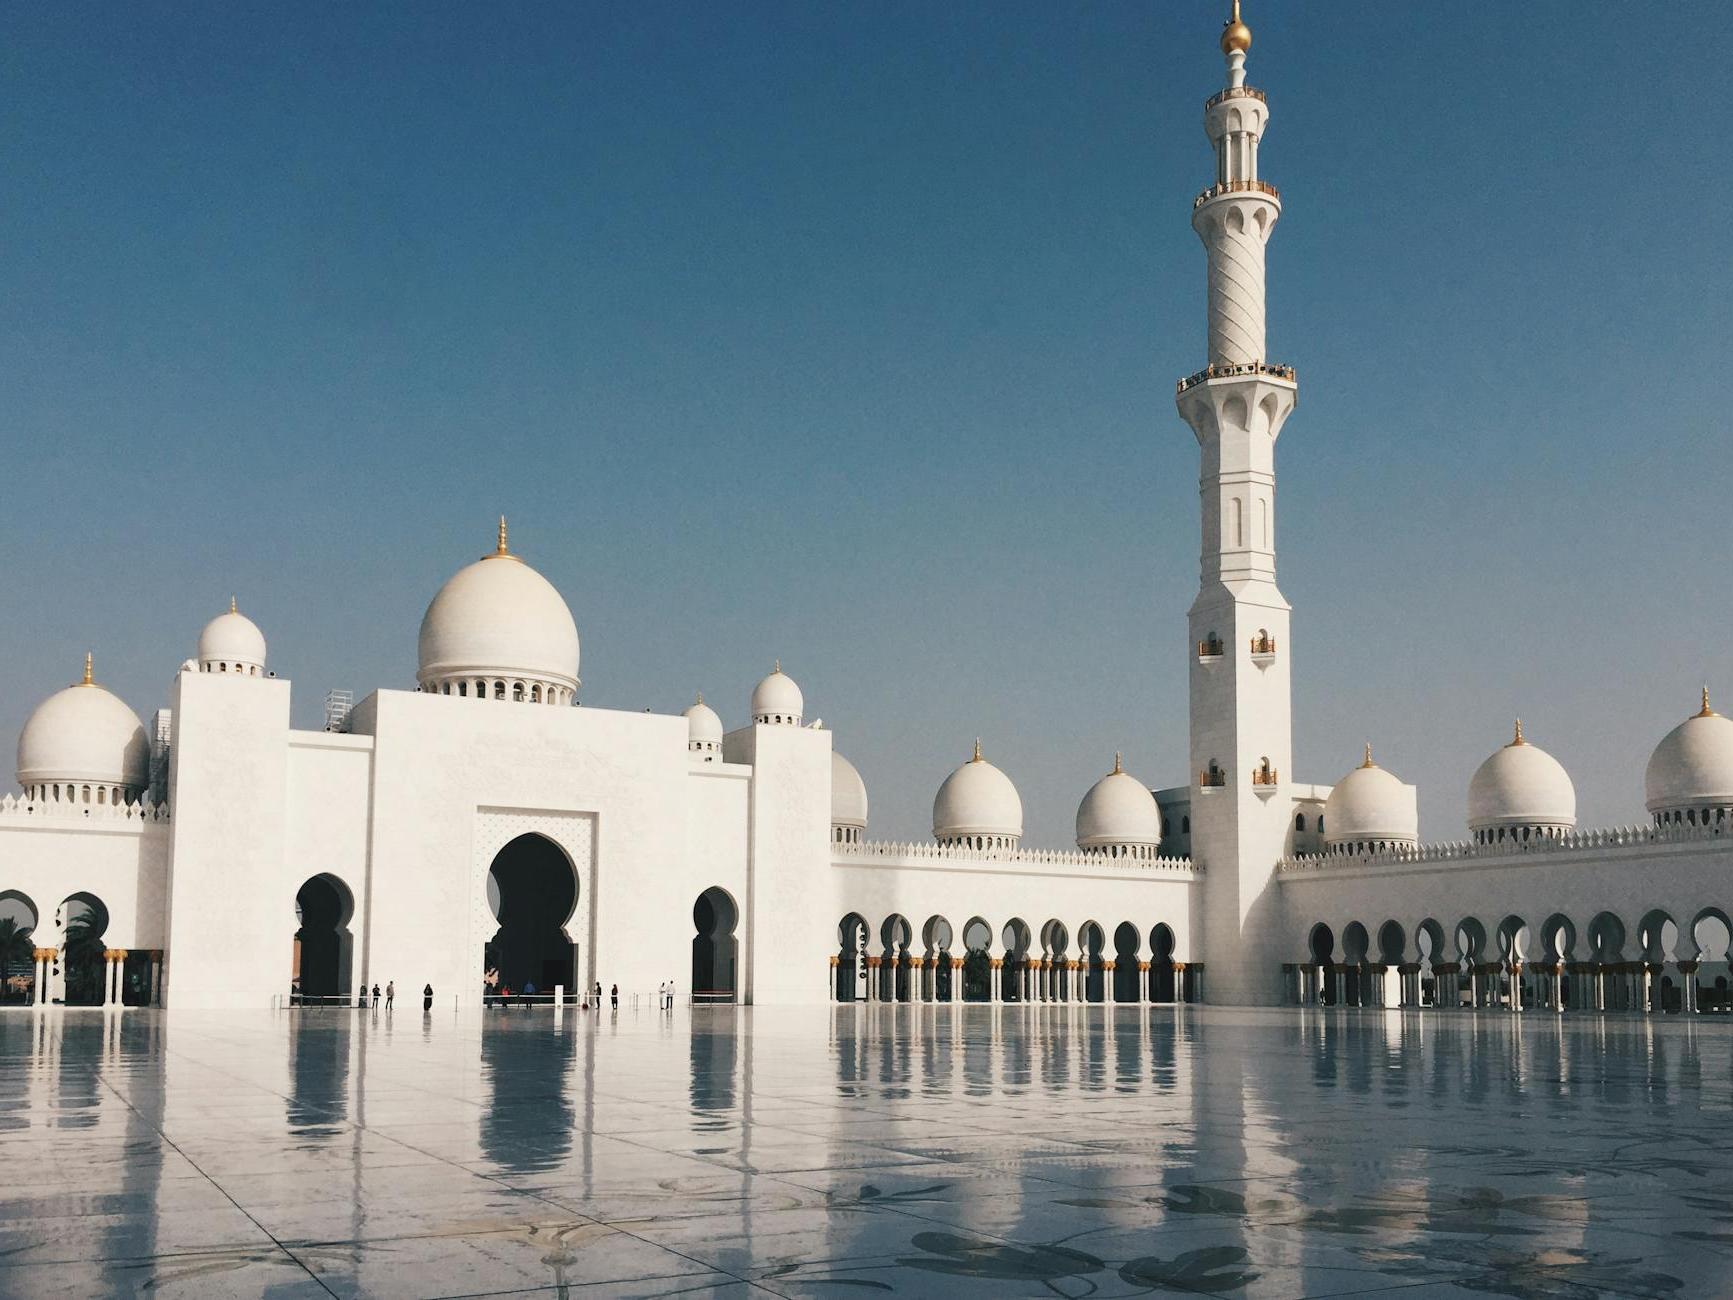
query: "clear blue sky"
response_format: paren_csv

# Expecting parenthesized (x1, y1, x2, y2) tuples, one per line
(2, 3, 1728, 846)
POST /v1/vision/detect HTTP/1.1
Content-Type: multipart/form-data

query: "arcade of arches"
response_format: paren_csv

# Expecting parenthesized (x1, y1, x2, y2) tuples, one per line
(1291, 909, 1733, 1015)
(0, 889, 159, 1008)
(833, 912, 1200, 1005)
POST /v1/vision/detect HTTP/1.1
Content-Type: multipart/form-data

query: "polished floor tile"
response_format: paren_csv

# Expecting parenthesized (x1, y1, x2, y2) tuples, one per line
(1, 1004, 1730, 1298)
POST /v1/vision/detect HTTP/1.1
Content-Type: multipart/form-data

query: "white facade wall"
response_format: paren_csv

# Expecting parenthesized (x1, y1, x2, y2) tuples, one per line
(0, 799, 168, 952)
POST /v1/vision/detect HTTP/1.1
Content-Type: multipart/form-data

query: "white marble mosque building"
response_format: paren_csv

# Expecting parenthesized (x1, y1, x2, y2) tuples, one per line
(3, 7, 1731, 1016)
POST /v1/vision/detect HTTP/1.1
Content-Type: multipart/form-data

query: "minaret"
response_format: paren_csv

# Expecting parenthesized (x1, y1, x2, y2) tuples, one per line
(1176, 2, 1297, 1006)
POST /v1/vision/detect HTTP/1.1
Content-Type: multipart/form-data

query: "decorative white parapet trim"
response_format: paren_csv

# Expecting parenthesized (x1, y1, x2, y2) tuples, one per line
(837, 838, 1199, 875)
(1276, 820, 1727, 876)
(0, 793, 171, 826)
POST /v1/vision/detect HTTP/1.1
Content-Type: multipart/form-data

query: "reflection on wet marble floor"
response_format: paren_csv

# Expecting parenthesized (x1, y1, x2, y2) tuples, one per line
(1, 1006, 1729, 1299)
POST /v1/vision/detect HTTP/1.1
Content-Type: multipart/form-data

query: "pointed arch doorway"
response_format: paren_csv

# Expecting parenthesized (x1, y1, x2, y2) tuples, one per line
(485, 834, 579, 995)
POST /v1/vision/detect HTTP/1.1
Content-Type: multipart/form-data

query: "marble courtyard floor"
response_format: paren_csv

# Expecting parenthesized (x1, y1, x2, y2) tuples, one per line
(0, 1006, 1729, 1299)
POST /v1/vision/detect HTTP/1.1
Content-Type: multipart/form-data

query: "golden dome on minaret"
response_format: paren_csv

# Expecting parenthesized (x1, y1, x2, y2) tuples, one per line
(1221, 0, 1252, 55)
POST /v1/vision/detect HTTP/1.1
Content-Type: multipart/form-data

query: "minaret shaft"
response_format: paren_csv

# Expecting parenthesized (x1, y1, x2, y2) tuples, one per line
(1176, 10, 1297, 1006)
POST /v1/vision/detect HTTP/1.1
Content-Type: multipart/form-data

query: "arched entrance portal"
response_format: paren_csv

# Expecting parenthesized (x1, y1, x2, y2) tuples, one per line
(692, 887, 739, 1004)
(486, 834, 578, 995)
(293, 874, 355, 1004)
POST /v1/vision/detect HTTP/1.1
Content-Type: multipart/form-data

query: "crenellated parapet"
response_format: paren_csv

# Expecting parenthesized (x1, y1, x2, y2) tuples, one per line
(838, 838, 1199, 875)
(1276, 820, 1729, 875)
(0, 792, 170, 826)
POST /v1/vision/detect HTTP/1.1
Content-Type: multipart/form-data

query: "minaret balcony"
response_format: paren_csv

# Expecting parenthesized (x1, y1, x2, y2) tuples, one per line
(1204, 85, 1266, 111)
(1193, 178, 1280, 211)
(1197, 637, 1225, 663)
(1251, 765, 1280, 797)
(1199, 767, 1227, 792)
(1176, 361, 1296, 396)
(1250, 634, 1277, 666)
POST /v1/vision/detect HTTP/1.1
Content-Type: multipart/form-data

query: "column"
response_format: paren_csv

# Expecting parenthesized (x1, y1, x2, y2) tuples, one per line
(1679, 960, 1700, 1014)
(34, 949, 51, 1007)
(150, 951, 163, 1007)
(828, 955, 839, 1003)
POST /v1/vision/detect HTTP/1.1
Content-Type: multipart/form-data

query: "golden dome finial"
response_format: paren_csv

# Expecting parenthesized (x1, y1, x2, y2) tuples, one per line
(1361, 742, 1375, 769)
(972, 737, 983, 763)
(229, 595, 238, 616)
(497, 515, 509, 555)
(1511, 718, 1525, 746)
(695, 690, 704, 706)
(81, 652, 94, 687)
(1700, 686, 1717, 718)
(1113, 751, 1124, 775)
(1221, 0, 1252, 55)
(773, 658, 781, 675)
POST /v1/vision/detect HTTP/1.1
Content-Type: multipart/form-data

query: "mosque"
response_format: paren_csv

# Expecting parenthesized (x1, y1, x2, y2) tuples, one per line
(3, 6, 1730, 1015)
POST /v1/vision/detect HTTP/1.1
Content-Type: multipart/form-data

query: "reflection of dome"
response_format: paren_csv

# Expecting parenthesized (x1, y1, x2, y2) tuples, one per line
(1467, 720, 1576, 842)
(1323, 745, 1417, 851)
(416, 519, 579, 704)
(197, 597, 266, 676)
(1076, 754, 1162, 858)
(1645, 688, 1733, 823)
(933, 741, 1023, 848)
(685, 694, 723, 759)
(831, 751, 868, 844)
(751, 662, 803, 725)
(17, 655, 150, 803)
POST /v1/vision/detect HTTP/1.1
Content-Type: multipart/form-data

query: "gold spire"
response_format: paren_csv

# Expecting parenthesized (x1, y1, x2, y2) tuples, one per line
(1361, 742, 1375, 769)
(496, 516, 509, 555)
(1511, 718, 1526, 747)
(80, 652, 94, 687)
(972, 737, 983, 763)
(1221, 0, 1252, 55)
(1113, 751, 1124, 775)
(229, 595, 238, 615)
(774, 659, 781, 674)
(695, 691, 704, 706)
(1700, 686, 1718, 718)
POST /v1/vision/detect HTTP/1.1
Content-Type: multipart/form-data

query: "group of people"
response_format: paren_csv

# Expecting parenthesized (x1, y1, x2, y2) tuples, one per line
(658, 980, 678, 1010)
(355, 981, 436, 1011)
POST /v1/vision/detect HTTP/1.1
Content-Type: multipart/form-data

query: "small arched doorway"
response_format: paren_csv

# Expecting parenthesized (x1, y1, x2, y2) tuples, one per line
(1080, 922, 1106, 1003)
(293, 874, 355, 1004)
(961, 917, 993, 1002)
(58, 893, 109, 1006)
(692, 886, 739, 1004)
(1112, 922, 1141, 1002)
(485, 834, 578, 996)
(1149, 924, 1177, 1002)
(0, 891, 40, 1005)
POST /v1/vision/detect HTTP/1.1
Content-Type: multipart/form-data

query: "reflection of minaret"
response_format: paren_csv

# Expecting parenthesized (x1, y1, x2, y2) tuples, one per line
(1177, 1, 1297, 1006)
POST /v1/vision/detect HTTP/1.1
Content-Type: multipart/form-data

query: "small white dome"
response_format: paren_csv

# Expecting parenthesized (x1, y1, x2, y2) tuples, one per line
(17, 657, 149, 794)
(197, 598, 267, 674)
(832, 751, 868, 830)
(1076, 755, 1162, 851)
(1467, 721, 1575, 834)
(685, 694, 723, 751)
(1645, 690, 1733, 816)
(417, 520, 579, 701)
(1323, 746, 1417, 849)
(751, 662, 803, 725)
(933, 741, 1023, 843)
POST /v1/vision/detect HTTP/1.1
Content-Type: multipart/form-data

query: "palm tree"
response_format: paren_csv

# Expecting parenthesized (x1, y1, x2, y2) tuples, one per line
(0, 917, 35, 1004)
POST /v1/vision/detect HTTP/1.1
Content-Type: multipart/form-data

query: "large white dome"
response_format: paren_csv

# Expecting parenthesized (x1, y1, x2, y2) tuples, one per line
(933, 742, 1022, 845)
(17, 656, 149, 798)
(1645, 690, 1733, 818)
(197, 598, 266, 675)
(1323, 746, 1417, 849)
(831, 751, 868, 832)
(685, 694, 723, 756)
(417, 520, 579, 703)
(751, 662, 803, 725)
(1076, 755, 1162, 853)
(1467, 721, 1575, 837)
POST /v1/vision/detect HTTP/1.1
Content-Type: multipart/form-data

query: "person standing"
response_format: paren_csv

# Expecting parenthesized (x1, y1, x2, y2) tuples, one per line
(422, 983, 433, 1012)
(610, 982, 618, 1011)
(658, 981, 667, 1010)
(667, 979, 675, 1011)
(385, 980, 395, 1010)
(371, 983, 381, 1008)
(358, 984, 368, 1009)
